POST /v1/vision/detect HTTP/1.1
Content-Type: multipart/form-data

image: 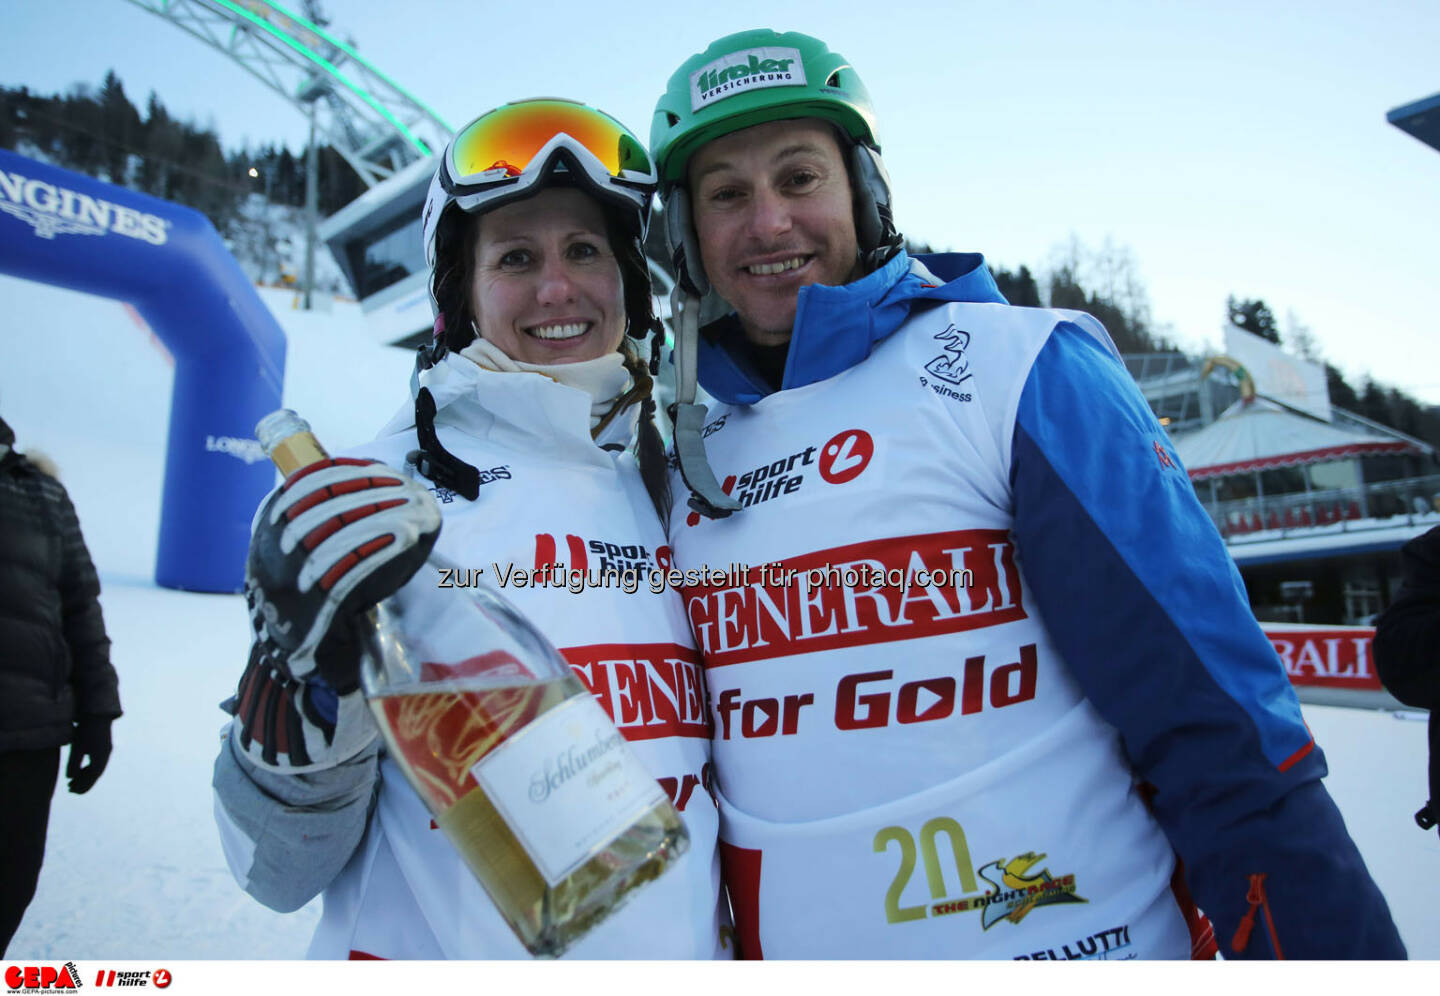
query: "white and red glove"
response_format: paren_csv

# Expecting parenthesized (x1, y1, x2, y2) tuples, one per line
(232, 457, 441, 769)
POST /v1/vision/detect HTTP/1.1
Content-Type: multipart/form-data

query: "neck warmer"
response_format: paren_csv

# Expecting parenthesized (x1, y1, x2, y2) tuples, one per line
(459, 337, 632, 429)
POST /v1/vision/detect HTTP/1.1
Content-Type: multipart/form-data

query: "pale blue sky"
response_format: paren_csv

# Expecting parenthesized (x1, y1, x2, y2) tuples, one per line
(4, 0, 1438, 403)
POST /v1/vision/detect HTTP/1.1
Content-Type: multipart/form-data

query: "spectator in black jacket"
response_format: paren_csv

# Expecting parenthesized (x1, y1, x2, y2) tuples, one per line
(0, 413, 122, 955)
(1373, 524, 1440, 839)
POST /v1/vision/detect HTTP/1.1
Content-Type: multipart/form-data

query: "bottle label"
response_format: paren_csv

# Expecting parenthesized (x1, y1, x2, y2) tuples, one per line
(470, 694, 668, 885)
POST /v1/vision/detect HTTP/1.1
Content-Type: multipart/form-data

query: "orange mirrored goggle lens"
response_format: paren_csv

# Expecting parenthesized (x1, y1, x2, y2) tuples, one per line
(449, 100, 652, 182)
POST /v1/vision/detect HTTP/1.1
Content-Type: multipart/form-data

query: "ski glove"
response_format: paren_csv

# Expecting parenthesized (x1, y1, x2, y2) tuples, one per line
(67, 716, 112, 794)
(235, 457, 441, 769)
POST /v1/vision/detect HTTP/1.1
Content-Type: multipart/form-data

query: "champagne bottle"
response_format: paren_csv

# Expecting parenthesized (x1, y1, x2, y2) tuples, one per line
(254, 409, 689, 957)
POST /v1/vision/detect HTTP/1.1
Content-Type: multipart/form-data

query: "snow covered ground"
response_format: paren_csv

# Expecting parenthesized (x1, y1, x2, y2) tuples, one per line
(2, 274, 1437, 960)
(3, 275, 408, 960)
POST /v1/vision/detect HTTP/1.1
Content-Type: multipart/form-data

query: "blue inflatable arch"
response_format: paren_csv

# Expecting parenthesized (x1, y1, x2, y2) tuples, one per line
(0, 148, 286, 593)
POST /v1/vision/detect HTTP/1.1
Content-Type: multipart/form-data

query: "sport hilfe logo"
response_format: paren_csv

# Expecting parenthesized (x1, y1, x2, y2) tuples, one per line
(532, 533, 670, 578)
(685, 428, 874, 526)
(818, 429, 873, 485)
(92, 968, 171, 988)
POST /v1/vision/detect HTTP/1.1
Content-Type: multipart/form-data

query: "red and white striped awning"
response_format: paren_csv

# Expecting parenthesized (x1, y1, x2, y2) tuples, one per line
(1173, 398, 1419, 481)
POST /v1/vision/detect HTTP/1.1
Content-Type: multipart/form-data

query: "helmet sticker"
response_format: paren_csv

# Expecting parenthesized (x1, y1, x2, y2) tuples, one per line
(689, 46, 807, 112)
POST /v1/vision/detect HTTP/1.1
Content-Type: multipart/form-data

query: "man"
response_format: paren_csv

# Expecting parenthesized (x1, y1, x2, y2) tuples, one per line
(0, 414, 120, 955)
(650, 28, 1404, 959)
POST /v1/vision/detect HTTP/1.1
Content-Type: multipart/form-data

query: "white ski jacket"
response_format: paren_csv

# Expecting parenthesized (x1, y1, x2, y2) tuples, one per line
(213, 354, 726, 959)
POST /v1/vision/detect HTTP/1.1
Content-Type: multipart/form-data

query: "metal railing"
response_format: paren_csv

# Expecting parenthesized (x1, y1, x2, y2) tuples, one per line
(1205, 474, 1440, 540)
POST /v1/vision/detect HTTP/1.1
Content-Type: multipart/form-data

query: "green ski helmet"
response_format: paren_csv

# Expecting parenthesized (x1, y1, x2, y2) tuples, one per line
(648, 30, 903, 522)
(650, 28, 901, 296)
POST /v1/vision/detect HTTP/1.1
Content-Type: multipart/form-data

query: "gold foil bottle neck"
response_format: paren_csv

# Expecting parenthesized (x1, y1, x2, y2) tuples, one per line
(255, 408, 329, 475)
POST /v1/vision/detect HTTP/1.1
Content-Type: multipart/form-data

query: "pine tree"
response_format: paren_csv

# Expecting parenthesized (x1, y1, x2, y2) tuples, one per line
(1226, 295, 1280, 344)
(1285, 309, 1321, 361)
(1325, 363, 1361, 412)
(1048, 265, 1158, 354)
(993, 264, 1041, 307)
(0, 86, 16, 151)
(98, 69, 141, 186)
(139, 92, 181, 198)
(277, 147, 299, 205)
(59, 87, 103, 177)
(318, 145, 363, 214)
(1360, 379, 1392, 426)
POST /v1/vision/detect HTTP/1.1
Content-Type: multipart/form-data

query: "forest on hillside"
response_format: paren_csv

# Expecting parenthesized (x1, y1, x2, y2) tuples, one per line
(1, 71, 361, 288)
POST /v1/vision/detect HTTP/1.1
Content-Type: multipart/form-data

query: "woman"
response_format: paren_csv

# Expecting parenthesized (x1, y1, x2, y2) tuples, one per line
(0, 417, 120, 957)
(212, 99, 725, 959)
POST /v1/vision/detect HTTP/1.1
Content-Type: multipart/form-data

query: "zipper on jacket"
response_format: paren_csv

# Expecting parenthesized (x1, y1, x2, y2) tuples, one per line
(1230, 873, 1283, 958)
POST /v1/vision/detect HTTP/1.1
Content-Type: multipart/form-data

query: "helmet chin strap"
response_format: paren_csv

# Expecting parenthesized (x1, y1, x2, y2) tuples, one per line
(665, 186, 709, 298)
(660, 185, 739, 519)
(849, 142, 904, 271)
(668, 283, 741, 519)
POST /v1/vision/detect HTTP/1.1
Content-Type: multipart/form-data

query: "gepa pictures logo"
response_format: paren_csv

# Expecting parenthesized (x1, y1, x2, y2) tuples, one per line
(4, 963, 82, 992)
(689, 46, 806, 111)
(0, 170, 170, 245)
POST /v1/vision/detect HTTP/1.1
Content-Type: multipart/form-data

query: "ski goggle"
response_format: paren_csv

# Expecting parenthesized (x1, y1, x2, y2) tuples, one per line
(443, 99, 656, 202)
(423, 99, 656, 271)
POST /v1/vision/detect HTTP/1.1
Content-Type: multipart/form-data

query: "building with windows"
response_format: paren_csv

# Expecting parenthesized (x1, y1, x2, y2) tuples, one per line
(1129, 347, 1437, 625)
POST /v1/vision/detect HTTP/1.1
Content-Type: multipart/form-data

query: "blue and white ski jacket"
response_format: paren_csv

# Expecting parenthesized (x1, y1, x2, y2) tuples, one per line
(664, 249, 1404, 960)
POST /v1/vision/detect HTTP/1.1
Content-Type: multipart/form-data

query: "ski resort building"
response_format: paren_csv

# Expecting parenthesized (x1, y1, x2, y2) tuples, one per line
(1130, 335, 1437, 629)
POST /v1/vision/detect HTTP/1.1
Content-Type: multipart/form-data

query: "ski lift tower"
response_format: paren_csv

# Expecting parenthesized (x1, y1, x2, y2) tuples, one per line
(123, 0, 453, 333)
(123, 0, 450, 185)
(120, 1, 675, 348)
